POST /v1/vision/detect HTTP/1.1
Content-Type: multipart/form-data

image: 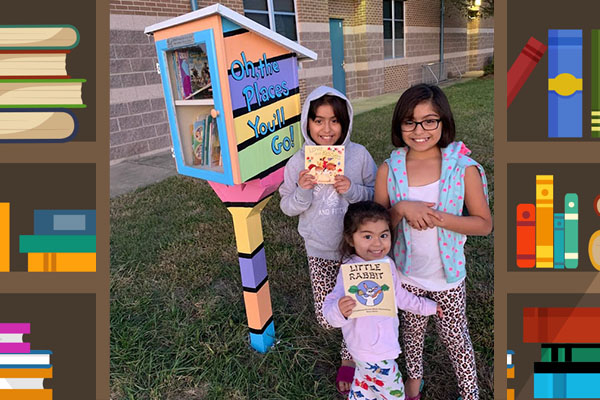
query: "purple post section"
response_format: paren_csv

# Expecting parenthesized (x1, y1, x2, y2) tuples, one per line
(228, 56, 298, 112)
(239, 247, 267, 288)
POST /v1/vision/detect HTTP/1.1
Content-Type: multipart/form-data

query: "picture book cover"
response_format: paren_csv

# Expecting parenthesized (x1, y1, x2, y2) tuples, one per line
(188, 47, 211, 99)
(341, 260, 396, 318)
(304, 145, 345, 184)
(192, 117, 206, 166)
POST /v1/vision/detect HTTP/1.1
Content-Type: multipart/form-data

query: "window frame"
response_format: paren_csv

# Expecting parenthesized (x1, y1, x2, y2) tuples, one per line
(383, 0, 405, 59)
(243, 0, 299, 42)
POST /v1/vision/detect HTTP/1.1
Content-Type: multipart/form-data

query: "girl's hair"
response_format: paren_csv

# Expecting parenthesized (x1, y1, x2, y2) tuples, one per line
(390, 83, 456, 148)
(307, 94, 350, 145)
(339, 201, 394, 261)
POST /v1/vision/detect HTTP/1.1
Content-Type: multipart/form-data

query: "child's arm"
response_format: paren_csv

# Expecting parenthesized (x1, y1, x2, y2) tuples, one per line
(334, 146, 377, 201)
(323, 271, 355, 327)
(374, 163, 442, 229)
(279, 157, 314, 217)
(433, 166, 492, 235)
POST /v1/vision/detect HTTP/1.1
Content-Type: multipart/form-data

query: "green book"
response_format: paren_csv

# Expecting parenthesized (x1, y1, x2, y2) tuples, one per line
(19, 235, 96, 253)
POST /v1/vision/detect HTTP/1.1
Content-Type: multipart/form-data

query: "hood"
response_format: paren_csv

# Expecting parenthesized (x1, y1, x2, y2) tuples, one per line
(300, 86, 354, 147)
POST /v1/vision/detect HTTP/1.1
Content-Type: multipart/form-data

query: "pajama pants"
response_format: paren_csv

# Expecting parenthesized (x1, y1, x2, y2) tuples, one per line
(349, 359, 405, 400)
(307, 256, 351, 360)
(401, 280, 479, 400)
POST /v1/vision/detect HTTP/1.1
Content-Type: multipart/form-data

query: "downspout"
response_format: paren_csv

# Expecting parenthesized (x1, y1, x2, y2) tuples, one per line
(440, 0, 445, 77)
(190, 0, 198, 11)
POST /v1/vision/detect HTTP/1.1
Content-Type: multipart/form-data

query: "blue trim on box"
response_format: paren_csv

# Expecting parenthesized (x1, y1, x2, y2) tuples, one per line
(221, 17, 242, 34)
(248, 319, 275, 353)
(156, 29, 234, 185)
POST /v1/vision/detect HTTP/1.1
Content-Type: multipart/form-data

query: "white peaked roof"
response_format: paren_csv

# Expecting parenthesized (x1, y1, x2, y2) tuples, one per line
(144, 3, 317, 61)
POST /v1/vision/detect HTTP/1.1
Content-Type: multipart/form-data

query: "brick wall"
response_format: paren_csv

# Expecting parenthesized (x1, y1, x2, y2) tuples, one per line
(406, 0, 440, 27)
(110, 12, 173, 162)
(110, 0, 190, 16)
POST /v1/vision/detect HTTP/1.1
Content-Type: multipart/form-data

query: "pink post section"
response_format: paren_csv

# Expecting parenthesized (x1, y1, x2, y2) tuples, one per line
(209, 167, 284, 203)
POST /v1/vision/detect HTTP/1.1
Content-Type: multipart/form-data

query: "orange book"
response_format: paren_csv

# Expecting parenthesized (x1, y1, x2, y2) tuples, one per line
(535, 175, 553, 268)
(0, 366, 52, 378)
(523, 307, 600, 343)
(27, 252, 96, 272)
(0, 390, 52, 400)
(0, 202, 8, 272)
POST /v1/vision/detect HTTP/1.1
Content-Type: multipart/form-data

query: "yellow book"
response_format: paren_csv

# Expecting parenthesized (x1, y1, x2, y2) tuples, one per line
(0, 203, 8, 272)
(28, 252, 96, 272)
(0, 389, 52, 400)
(536, 175, 554, 268)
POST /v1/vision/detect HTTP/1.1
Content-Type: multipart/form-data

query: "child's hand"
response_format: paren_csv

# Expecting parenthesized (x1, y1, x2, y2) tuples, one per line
(333, 175, 351, 194)
(338, 296, 356, 318)
(436, 305, 443, 318)
(397, 200, 444, 230)
(298, 169, 316, 189)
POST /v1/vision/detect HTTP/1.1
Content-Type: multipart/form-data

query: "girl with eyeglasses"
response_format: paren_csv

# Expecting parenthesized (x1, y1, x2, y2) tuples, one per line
(374, 83, 492, 400)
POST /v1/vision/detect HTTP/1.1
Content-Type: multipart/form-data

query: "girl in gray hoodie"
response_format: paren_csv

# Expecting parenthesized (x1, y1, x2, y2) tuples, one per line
(279, 86, 377, 394)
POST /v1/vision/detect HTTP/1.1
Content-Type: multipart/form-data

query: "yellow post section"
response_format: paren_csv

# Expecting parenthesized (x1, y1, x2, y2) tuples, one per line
(226, 196, 271, 254)
(0, 202, 9, 272)
(242, 282, 273, 330)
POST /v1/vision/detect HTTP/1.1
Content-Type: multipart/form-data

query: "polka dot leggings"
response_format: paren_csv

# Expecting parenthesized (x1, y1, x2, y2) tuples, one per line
(401, 280, 479, 400)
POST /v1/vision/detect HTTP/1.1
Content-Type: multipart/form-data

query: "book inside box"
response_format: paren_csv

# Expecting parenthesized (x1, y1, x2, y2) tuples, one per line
(165, 44, 223, 171)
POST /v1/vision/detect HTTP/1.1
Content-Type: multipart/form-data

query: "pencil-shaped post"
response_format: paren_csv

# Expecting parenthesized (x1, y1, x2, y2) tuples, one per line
(536, 175, 554, 268)
(226, 196, 275, 353)
(209, 169, 283, 353)
(0, 202, 8, 271)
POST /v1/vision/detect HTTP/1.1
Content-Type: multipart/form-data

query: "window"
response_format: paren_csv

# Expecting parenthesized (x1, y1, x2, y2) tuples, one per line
(244, 0, 298, 41)
(383, 0, 404, 58)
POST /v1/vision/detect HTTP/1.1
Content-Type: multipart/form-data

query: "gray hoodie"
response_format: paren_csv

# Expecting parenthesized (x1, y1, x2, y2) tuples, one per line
(279, 86, 377, 260)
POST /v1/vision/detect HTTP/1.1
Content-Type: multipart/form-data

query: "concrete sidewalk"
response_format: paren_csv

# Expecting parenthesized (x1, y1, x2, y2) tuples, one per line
(110, 74, 482, 198)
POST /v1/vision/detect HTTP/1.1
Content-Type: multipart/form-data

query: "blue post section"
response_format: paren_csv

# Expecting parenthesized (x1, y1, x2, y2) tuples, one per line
(249, 320, 275, 353)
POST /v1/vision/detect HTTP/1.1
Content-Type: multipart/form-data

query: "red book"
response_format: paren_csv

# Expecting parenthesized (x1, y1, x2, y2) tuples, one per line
(523, 307, 600, 343)
(507, 37, 547, 107)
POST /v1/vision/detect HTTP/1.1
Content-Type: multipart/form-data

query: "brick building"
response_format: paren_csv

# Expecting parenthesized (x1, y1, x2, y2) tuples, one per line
(110, 0, 493, 162)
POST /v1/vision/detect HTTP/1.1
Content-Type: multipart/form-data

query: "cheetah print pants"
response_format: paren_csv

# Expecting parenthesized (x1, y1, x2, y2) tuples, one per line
(401, 280, 478, 400)
(308, 256, 352, 361)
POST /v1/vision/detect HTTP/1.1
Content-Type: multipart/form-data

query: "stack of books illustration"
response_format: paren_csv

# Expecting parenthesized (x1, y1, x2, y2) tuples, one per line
(0, 323, 52, 399)
(0, 25, 85, 142)
(19, 210, 96, 272)
(524, 307, 600, 398)
(516, 175, 578, 269)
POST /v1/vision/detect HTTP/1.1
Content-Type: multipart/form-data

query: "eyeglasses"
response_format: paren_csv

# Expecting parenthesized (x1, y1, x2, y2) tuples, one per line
(401, 119, 441, 132)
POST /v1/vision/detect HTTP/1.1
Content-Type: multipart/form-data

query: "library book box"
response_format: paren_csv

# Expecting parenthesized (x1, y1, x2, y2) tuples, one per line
(145, 4, 317, 353)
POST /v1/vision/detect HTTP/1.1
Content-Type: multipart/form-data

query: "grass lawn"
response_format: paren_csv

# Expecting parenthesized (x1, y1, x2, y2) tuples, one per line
(110, 76, 494, 399)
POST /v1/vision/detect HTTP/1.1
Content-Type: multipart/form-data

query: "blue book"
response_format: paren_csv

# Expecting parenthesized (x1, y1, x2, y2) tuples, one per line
(535, 372, 600, 398)
(33, 210, 96, 235)
(548, 29, 582, 138)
